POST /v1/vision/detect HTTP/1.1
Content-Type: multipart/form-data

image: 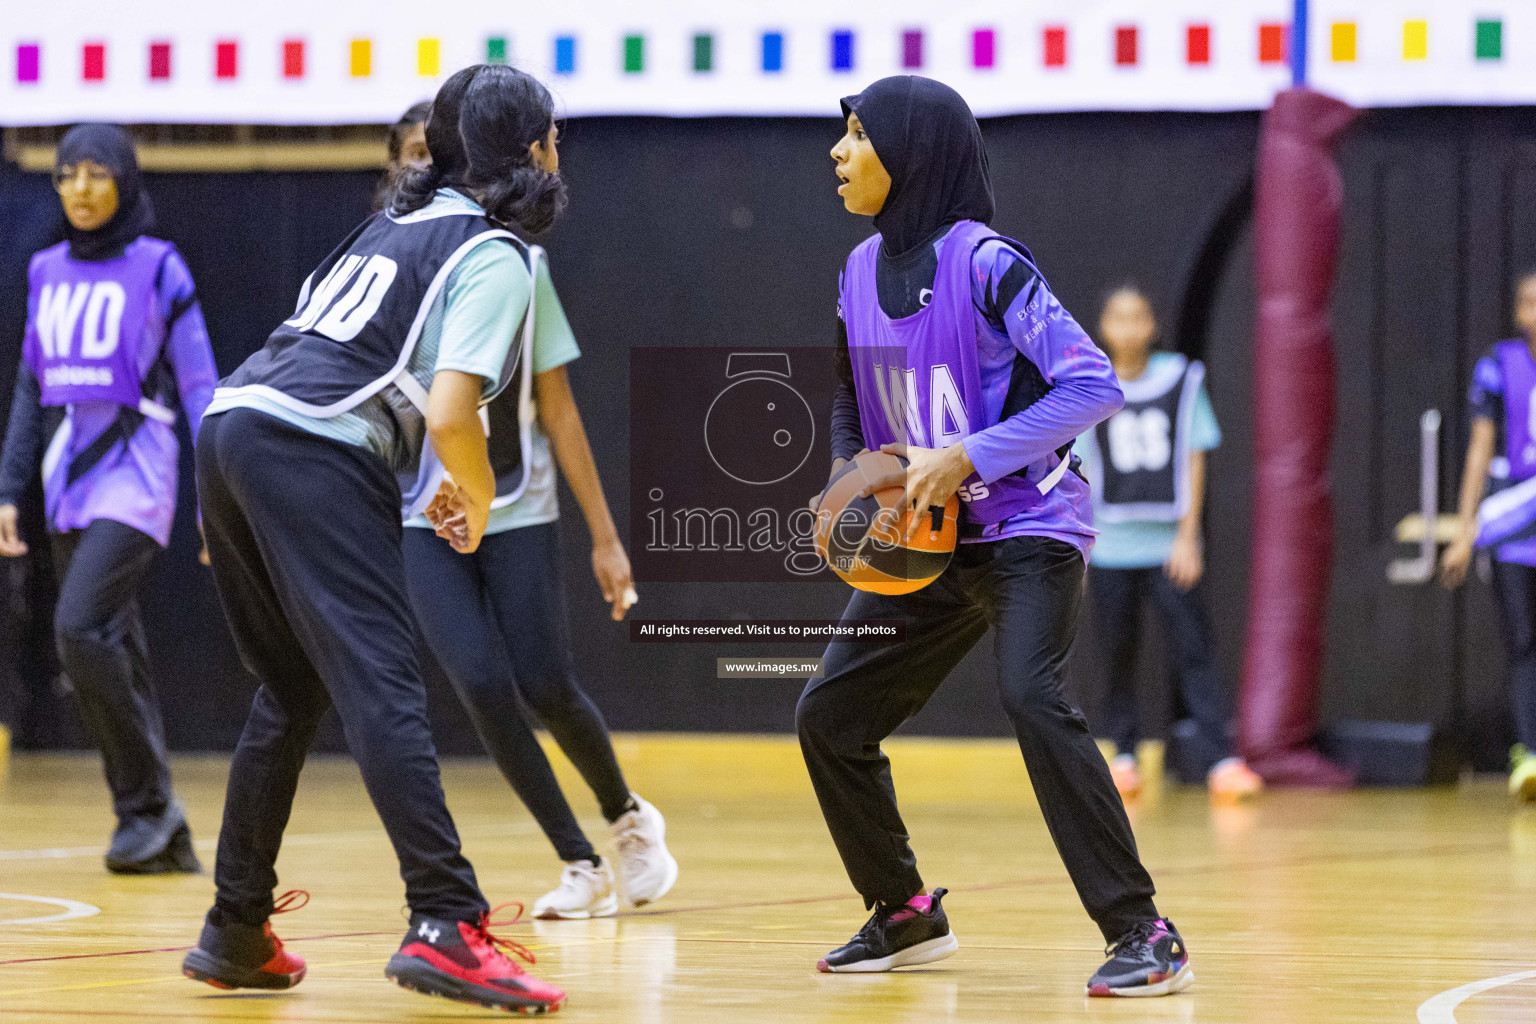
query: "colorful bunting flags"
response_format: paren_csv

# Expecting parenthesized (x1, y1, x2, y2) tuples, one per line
(1188, 24, 1211, 66)
(973, 29, 995, 70)
(1043, 26, 1067, 69)
(555, 35, 576, 75)
(16, 43, 39, 84)
(761, 32, 784, 73)
(149, 42, 171, 82)
(3, 11, 1528, 123)
(902, 30, 922, 70)
(1332, 22, 1357, 63)
(831, 30, 853, 72)
(1476, 20, 1503, 60)
(81, 43, 105, 82)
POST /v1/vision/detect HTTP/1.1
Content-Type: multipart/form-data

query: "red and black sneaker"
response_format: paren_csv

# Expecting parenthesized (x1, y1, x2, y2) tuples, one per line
(182, 890, 309, 990)
(386, 902, 566, 1014)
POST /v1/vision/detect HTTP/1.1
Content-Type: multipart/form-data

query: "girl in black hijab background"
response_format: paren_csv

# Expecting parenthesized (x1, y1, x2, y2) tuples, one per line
(799, 76, 1191, 997)
(0, 123, 218, 873)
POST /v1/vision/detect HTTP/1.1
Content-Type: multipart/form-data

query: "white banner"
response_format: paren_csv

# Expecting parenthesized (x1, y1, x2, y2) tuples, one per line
(2, 1, 1532, 125)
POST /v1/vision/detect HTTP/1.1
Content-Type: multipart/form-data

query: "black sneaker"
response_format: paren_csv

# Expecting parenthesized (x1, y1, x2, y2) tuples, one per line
(816, 888, 959, 973)
(1086, 917, 1193, 997)
(182, 891, 309, 991)
(106, 805, 201, 874)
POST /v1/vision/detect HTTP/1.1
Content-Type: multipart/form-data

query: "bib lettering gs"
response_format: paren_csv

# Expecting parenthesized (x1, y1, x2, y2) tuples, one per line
(840, 220, 1046, 525)
(24, 239, 171, 408)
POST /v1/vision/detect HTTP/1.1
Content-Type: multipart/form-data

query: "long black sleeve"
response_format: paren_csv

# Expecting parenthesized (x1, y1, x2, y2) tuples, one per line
(0, 361, 43, 507)
(830, 318, 864, 463)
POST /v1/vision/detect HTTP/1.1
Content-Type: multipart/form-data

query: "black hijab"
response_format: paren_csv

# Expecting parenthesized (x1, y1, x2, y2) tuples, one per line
(840, 76, 994, 258)
(56, 123, 154, 262)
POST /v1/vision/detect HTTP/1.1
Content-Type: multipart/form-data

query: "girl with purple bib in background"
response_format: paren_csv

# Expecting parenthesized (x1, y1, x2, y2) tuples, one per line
(795, 76, 1190, 997)
(0, 124, 216, 873)
(1441, 269, 1536, 802)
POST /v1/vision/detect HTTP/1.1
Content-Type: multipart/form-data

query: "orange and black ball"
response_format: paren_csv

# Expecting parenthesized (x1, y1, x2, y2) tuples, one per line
(813, 450, 959, 595)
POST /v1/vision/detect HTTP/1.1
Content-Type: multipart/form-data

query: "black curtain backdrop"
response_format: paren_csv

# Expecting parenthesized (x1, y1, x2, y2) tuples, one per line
(1, 107, 1532, 768)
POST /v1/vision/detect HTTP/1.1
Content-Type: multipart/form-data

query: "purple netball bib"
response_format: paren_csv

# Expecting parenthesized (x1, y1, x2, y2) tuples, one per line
(840, 220, 1047, 525)
(1497, 340, 1536, 481)
(23, 239, 167, 409)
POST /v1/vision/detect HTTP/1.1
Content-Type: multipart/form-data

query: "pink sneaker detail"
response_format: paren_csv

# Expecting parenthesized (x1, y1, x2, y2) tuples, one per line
(888, 893, 932, 923)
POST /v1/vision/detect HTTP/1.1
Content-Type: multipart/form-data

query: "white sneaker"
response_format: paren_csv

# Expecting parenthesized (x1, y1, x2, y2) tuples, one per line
(608, 793, 679, 907)
(532, 858, 619, 920)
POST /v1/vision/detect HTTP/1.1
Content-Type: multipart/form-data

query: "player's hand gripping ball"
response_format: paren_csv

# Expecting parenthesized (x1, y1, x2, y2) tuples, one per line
(813, 450, 959, 595)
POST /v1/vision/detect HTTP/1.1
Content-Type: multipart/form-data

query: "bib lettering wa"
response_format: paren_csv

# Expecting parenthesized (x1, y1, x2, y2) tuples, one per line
(24, 238, 172, 409)
(1086, 354, 1204, 524)
(840, 220, 1068, 527)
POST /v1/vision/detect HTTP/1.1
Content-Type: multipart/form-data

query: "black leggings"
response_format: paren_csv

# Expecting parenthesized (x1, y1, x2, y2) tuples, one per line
(1491, 559, 1536, 749)
(796, 535, 1159, 943)
(1087, 565, 1234, 763)
(403, 522, 630, 864)
(51, 518, 173, 824)
(198, 409, 486, 925)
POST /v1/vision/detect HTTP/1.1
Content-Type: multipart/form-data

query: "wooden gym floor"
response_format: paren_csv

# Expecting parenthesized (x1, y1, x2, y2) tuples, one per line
(1, 735, 1533, 1023)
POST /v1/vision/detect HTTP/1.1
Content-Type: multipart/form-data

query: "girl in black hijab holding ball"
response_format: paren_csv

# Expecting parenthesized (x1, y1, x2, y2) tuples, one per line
(798, 76, 1190, 997)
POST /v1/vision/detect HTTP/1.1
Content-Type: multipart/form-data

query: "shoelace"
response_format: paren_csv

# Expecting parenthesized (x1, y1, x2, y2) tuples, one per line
(852, 902, 898, 941)
(1104, 920, 1158, 959)
(273, 890, 310, 915)
(476, 902, 537, 967)
(264, 890, 309, 954)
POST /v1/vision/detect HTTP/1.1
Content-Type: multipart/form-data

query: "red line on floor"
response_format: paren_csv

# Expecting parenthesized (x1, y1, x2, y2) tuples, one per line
(1, 838, 1501, 967)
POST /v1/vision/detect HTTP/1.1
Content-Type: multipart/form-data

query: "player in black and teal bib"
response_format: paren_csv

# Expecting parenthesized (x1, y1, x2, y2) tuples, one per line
(391, 97, 676, 919)
(181, 66, 567, 1013)
(1074, 286, 1261, 803)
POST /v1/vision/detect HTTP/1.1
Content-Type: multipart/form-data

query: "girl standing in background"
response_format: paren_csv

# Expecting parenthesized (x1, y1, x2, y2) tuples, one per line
(381, 98, 675, 921)
(1075, 286, 1261, 803)
(0, 124, 217, 873)
(1441, 269, 1536, 802)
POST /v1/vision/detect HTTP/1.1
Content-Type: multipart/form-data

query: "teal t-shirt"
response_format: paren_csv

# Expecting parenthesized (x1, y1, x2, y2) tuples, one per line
(404, 243, 581, 535)
(1075, 351, 1221, 568)
(209, 189, 530, 461)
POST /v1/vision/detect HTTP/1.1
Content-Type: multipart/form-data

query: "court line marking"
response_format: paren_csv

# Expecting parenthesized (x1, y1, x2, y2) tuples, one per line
(0, 837, 1511, 968)
(0, 957, 396, 998)
(1416, 968, 1536, 1024)
(0, 894, 100, 926)
(0, 820, 543, 862)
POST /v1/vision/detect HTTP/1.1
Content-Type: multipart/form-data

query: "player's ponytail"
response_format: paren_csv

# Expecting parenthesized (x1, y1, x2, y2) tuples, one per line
(455, 65, 567, 235)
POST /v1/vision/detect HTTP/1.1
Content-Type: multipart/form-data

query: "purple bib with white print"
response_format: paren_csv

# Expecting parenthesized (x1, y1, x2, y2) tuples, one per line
(1496, 340, 1536, 481)
(840, 220, 1046, 525)
(23, 239, 168, 409)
